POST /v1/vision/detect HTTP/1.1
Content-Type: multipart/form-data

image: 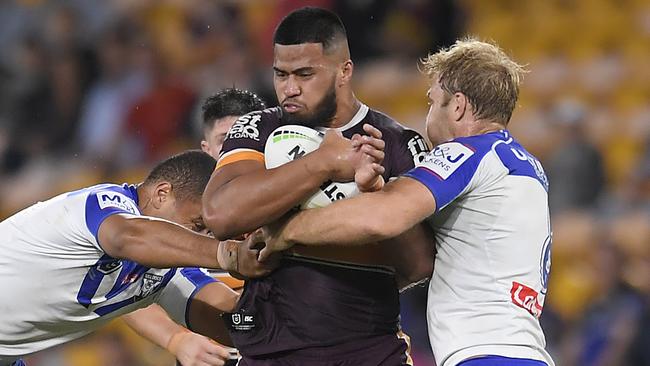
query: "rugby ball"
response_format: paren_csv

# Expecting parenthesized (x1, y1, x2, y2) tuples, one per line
(264, 125, 360, 209)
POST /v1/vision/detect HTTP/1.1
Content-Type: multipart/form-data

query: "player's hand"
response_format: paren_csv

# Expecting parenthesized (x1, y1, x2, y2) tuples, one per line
(351, 124, 385, 164)
(168, 330, 233, 366)
(352, 124, 386, 192)
(315, 130, 357, 182)
(232, 229, 281, 279)
(258, 219, 295, 262)
(317, 125, 385, 182)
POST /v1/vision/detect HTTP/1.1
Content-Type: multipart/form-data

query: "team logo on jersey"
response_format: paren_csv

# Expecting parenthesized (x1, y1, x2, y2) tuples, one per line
(423, 142, 474, 179)
(138, 273, 163, 299)
(96, 191, 138, 214)
(227, 113, 262, 141)
(407, 135, 429, 165)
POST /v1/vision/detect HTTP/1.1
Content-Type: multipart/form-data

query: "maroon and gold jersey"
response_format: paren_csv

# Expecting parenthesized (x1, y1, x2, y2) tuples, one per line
(218, 104, 428, 357)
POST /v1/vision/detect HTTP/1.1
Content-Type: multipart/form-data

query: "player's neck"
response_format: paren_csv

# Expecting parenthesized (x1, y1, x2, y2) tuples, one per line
(463, 120, 505, 138)
(328, 93, 360, 129)
(475, 121, 506, 136)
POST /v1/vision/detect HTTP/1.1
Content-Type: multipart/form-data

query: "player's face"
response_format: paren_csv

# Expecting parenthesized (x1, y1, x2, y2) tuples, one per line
(425, 80, 455, 146)
(201, 116, 239, 159)
(161, 197, 210, 235)
(273, 43, 338, 128)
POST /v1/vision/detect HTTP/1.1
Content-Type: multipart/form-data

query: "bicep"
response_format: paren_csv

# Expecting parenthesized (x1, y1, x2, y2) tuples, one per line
(96, 213, 138, 257)
(205, 159, 265, 195)
(202, 159, 265, 238)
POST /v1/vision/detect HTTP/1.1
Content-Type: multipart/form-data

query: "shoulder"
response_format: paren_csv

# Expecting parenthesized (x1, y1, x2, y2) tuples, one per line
(226, 107, 282, 142)
(451, 131, 507, 157)
(363, 107, 429, 169)
(366, 108, 427, 148)
(364, 108, 419, 138)
(418, 131, 507, 181)
(83, 183, 140, 215)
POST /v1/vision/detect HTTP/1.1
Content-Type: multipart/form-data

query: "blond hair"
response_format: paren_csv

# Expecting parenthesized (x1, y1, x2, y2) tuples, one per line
(421, 38, 526, 125)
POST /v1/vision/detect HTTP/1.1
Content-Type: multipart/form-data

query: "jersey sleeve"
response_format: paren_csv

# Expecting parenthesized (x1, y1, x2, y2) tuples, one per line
(84, 189, 140, 251)
(155, 267, 216, 328)
(402, 139, 485, 213)
(389, 129, 430, 177)
(217, 109, 277, 170)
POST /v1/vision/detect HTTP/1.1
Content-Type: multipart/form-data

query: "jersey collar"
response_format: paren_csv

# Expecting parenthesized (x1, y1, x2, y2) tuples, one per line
(318, 103, 369, 133)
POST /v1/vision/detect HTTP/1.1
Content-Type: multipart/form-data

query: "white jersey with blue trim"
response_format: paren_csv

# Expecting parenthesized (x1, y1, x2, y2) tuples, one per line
(0, 183, 214, 359)
(404, 130, 554, 366)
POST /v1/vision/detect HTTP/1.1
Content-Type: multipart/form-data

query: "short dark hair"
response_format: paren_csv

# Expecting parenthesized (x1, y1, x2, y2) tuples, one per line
(201, 88, 266, 131)
(143, 150, 216, 202)
(273, 7, 347, 52)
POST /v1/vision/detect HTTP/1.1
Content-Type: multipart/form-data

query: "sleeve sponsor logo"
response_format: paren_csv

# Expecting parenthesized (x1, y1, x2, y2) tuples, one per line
(422, 142, 474, 179)
(226, 113, 262, 141)
(96, 191, 138, 214)
(407, 135, 429, 165)
(510, 281, 545, 318)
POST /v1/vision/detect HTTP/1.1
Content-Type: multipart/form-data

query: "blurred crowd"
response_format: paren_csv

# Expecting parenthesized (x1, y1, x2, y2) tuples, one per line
(0, 0, 648, 365)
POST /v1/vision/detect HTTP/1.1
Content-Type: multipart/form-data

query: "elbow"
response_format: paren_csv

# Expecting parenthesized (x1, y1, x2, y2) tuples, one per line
(362, 216, 404, 242)
(202, 200, 239, 241)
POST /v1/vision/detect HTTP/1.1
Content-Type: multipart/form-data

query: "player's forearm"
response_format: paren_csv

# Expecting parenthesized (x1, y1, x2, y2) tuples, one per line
(123, 305, 185, 350)
(282, 179, 434, 247)
(106, 216, 221, 269)
(205, 153, 332, 240)
(282, 192, 399, 246)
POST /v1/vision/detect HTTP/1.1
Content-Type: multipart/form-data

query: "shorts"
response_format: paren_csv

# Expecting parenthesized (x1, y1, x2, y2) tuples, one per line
(457, 356, 548, 366)
(238, 333, 411, 366)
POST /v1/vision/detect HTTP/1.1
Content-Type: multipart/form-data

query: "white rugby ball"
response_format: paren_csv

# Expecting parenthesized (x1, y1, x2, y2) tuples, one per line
(264, 125, 360, 209)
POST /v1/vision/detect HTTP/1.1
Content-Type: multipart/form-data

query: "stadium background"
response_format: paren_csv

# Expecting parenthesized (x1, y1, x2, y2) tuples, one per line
(0, 0, 648, 365)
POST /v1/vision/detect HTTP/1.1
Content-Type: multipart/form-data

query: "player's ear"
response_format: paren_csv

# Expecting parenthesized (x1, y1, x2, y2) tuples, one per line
(200, 140, 210, 155)
(151, 181, 173, 209)
(451, 92, 468, 122)
(338, 60, 353, 87)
